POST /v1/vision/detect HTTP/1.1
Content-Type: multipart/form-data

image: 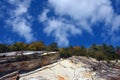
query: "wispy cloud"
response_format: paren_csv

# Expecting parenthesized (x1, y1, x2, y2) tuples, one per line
(0, 1, 6, 18)
(47, 19, 81, 47)
(39, 0, 120, 47)
(6, 0, 35, 43)
(39, 9, 81, 47)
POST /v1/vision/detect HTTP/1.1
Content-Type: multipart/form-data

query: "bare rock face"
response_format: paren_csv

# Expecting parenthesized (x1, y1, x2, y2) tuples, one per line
(19, 56, 120, 80)
(0, 52, 60, 80)
(0, 55, 119, 80)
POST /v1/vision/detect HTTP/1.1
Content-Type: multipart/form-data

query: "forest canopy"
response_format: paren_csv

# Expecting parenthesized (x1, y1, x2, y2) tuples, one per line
(0, 42, 120, 60)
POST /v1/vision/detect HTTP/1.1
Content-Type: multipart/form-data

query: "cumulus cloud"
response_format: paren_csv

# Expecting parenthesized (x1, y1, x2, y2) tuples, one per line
(39, 0, 120, 47)
(6, 0, 34, 42)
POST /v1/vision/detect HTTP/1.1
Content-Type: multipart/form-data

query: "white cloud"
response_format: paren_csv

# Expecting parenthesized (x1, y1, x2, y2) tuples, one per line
(45, 19, 81, 47)
(6, 0, 34, 42)
(39, 10, 81, 47)
(39, 9, 49, 22)
(112, 15, 120, 32)
(39, 0, 120, 47)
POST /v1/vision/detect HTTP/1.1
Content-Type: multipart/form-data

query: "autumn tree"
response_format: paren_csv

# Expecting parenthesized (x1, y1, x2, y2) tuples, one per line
(95, 51, 105, 61)
(46, 42, 58, 51)
(28, 41, 45, 51)
(9, 42, 27, 51)
(60, 48, 72, 58)
(73, 46, 81, 56)
(0, 44, 9, 53)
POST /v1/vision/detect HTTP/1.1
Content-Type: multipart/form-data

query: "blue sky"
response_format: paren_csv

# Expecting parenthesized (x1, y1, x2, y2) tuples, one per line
(0, 0, 120, 47)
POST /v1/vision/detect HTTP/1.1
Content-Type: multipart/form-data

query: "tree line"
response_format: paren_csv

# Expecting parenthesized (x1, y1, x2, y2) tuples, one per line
(60, 44, 120, 60)
(0, 41, 58, 53)
(0, 42, 120, 60)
